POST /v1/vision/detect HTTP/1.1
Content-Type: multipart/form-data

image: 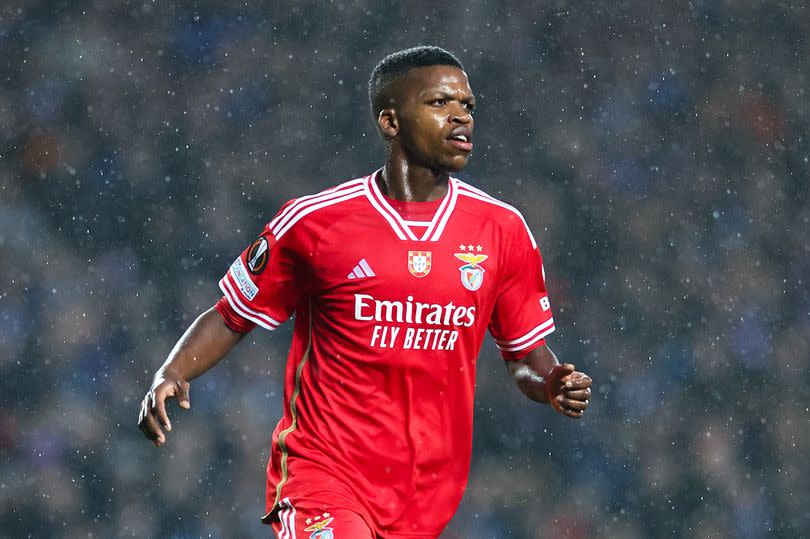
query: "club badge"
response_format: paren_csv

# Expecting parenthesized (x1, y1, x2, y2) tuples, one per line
(408, 250, 432, 278)
(304, 513, 334, 539)
(455, 244, 488, 291)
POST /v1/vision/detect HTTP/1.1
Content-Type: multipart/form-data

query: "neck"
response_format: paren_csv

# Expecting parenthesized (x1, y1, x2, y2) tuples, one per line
(379, 154, 450, 202)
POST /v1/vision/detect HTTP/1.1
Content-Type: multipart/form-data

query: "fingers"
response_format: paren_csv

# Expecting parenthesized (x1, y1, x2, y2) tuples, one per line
(556, 363, 576, 377)
(554, 394, 589, 418)
(547, 367, 592, 419)
(153, 380, 191, 430)
(547, 363, 576, 387)
(177, 379, 191, 410)
(564, 388, 591, 400)
(554, 378, 592, 419)
(153, 388, 172, 433)
(137, 377, 191, 447)
(557, 395, 589, 411)
(554, 394, 585, 418)
(138, 393, 165, 446)
(562, 373, 592, 391)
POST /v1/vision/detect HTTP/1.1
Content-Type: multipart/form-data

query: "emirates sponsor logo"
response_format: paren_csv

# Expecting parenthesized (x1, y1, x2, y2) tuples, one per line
(353, 294, 475, 327)
(354, 293, 476, 351)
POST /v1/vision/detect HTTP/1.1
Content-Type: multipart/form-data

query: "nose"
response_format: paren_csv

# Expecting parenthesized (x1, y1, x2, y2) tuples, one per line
(449, 110, 472, 125)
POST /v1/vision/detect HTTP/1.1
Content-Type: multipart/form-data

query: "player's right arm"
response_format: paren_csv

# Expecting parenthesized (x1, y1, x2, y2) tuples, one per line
(139, 198, 312, 447)
(137, 307, 244, 447)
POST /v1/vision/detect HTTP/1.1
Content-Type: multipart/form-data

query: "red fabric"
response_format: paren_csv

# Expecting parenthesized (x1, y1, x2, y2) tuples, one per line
(487, 214, 555, 360)
(214, 296, 255, 334)
(218, 170, 556, 537)
(510, 337, 546, 360)
(268, 492, 375, 539)
(382, 192, 443, 218)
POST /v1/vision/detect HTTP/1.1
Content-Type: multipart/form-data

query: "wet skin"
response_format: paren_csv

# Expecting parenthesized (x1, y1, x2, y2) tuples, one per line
(138, 63, 591, 448)
(375, 66, 592, 418)
(376, 65, 476, 201)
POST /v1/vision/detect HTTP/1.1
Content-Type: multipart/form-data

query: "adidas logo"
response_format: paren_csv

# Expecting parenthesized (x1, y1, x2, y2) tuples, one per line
(348, 259, 376, 279)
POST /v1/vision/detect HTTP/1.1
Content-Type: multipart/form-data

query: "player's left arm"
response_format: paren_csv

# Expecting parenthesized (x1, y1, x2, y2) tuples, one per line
(490, 211, 591, 417)
(505, 344, 592, 418)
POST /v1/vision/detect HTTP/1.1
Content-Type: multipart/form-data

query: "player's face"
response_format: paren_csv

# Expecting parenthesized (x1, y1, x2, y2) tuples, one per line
(393, 65, 475, 172)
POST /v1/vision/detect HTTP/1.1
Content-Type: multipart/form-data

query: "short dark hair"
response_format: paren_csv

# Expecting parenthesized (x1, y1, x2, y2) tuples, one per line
(368, 46, 464, 118)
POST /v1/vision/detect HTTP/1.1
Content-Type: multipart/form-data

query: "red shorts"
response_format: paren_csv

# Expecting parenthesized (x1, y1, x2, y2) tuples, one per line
(269, 495, 376, 539)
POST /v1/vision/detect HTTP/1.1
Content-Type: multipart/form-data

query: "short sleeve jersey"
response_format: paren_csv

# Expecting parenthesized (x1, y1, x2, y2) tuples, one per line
(217, 170, 555, 537)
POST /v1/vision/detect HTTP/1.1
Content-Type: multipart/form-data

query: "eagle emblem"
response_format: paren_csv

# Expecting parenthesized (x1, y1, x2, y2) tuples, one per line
(454, 251, 488, 291)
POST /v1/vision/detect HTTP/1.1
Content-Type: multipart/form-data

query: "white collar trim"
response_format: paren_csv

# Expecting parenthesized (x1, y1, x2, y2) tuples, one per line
(364, 169, 458, 242)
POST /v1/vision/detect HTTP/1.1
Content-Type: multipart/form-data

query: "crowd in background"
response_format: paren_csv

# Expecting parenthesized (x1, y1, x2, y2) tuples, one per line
(1, 1, 808, 537)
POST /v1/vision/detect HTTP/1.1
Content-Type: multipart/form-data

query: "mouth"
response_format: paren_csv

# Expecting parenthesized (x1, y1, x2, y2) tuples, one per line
(446, 129, 473, 152)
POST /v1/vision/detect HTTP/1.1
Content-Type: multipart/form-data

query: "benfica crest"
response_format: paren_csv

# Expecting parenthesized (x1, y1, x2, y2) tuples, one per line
(408, 250, 432, 278)
(304, 513, 334, 539)
(455, 247, 488, 291)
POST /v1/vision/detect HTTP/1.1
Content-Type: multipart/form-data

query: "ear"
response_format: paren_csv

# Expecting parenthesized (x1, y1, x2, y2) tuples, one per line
(377, 109, 399, 139)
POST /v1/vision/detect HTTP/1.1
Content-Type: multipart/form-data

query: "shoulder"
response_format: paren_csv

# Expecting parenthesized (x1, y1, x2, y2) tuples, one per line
(264, 175, 370, 240)
(452, 178, 537, 248)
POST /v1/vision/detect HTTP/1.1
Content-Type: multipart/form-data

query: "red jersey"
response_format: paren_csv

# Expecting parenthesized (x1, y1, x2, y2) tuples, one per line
(216, 169, 555, 538)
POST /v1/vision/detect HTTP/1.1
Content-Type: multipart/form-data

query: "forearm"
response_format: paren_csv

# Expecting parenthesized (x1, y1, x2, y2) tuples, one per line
(506, 344, 560, 404)
(156, 307, 244, 381)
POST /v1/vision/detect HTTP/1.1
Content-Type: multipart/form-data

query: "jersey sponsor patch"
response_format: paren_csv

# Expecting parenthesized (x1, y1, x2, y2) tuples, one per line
(408, 250, 432, 278)
(247, 236, 270, 274)
(230, 257, 259, 300)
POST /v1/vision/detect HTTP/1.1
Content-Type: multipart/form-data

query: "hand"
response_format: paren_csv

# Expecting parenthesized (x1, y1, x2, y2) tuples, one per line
(137, 370, 191, 447)
(545, 363, 592, 419)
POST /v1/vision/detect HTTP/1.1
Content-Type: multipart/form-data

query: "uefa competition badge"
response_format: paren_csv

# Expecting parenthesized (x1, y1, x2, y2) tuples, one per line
(408, 250, 432, 278)
(454, 244, 488, 291)
(247, 236, 270, 275)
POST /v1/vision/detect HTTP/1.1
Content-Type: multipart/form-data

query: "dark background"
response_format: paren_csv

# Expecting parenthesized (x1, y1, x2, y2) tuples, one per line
(1, 1, 808, 537)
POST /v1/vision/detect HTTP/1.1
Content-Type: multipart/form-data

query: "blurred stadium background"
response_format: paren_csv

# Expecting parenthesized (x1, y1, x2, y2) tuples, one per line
(1, 1, 808, 537)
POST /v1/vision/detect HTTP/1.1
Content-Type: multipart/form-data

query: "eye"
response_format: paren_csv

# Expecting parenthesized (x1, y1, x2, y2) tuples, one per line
(431, 98, 447, 106)
(464, 102, 475, 111)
